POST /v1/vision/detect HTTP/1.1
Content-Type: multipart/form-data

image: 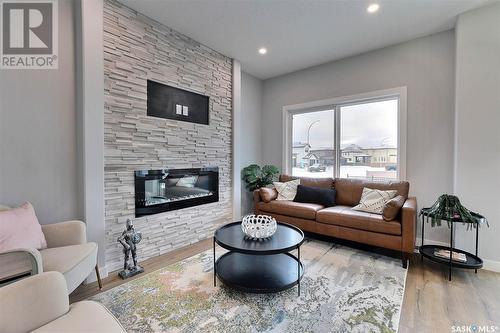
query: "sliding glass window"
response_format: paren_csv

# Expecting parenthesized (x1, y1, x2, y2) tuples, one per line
(289, 95, 401, 180)
(292, 109, 334, 178)
(339, 99, 398, 180)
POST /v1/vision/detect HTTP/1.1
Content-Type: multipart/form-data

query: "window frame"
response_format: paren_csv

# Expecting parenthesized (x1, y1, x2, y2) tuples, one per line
(282, 87, 407, 180)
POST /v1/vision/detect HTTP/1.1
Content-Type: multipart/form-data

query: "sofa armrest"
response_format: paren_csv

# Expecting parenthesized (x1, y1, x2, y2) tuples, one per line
(0, 271, 69, 333)
(0, 248, 43, 283)
(42, 220, 87, 248)
(401, 197, 417, 254)
(253, 189, 262, 214)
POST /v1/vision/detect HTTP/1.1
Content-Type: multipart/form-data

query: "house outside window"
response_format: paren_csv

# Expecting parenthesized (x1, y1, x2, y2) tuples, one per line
(283, 88, 407, 180)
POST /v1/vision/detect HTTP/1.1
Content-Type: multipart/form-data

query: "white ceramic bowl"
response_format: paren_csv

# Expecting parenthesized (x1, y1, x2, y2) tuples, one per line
(241, 214, 277, 239)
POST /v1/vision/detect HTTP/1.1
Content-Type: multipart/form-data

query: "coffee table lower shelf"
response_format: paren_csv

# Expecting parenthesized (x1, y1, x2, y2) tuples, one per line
(215, 252, 304, 294)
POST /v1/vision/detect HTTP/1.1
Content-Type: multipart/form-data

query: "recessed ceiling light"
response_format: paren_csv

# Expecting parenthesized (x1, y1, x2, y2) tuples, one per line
(258, 47, 267, 55)
(367, 3, 380, 13)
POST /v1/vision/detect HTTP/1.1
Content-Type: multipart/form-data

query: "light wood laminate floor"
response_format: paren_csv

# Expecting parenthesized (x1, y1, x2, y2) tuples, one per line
(71, 239, 500, 332)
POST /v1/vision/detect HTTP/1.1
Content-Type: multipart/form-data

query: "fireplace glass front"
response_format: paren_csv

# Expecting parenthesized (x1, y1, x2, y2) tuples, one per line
(134, 167, 218, 217)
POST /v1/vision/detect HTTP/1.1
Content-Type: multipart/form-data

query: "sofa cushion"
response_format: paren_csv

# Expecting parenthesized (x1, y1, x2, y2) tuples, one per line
(0, 271, 70, 333)
(33, 301, 126, 333)
(334, 178, 409, 206)
(255, 212, 317, 233)
(279, 175, 334, 189)
(257, 201, 324, 220)
(316, 206, 401, 235)
(41, 242, 97, 294)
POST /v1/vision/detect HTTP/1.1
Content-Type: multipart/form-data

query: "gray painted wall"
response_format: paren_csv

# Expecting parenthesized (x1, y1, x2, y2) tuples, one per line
(261, 30, 457, 243)
(240, 72, 263, 215)
(0, 0, 79, 224)
(454, 3, 500, 268)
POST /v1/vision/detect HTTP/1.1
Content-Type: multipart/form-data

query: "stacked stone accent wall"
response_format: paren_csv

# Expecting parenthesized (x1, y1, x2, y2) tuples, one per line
(103, 0, 233, 271)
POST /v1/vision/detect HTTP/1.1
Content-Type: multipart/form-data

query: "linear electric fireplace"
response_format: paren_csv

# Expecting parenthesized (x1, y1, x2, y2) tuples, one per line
(134, 167, 219, 217)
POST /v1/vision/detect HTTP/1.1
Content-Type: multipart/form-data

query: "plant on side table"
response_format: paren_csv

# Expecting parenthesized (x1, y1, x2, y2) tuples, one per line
(421, 194, 488, 228)
(419, 194, 488, 281)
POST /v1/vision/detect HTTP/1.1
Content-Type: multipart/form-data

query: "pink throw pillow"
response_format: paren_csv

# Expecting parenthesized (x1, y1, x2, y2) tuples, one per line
(0, 202, 47, 251)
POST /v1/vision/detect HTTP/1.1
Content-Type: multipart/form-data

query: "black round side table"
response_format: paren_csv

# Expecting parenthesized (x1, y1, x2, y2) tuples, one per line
(419, 209, 484, 281)
(213, 221, 304, 295)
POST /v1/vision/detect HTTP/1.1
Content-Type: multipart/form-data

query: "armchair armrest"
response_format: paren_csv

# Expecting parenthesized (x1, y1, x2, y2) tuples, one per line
(0, 248, 43, 283)
(253, 189, 262, 214)
(42, 220, 87, 248)
(0, 271, 69, 333)
(401, 197, 417, 254)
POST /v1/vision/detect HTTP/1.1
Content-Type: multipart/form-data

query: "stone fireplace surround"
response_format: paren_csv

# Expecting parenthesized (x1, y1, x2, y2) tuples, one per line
(103, 0, 233, 271)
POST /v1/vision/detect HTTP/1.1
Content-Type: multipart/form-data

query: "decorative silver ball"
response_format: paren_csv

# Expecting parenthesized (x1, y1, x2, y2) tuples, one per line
(241, 214, 277, 240)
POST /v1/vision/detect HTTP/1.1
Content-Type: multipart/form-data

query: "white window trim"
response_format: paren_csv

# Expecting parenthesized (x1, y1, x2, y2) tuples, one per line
(282, 87, 407, 180)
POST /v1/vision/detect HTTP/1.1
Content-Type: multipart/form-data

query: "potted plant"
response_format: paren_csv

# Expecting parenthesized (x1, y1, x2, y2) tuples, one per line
(420, 194, 488, 229)
(242, 164, 280, 191)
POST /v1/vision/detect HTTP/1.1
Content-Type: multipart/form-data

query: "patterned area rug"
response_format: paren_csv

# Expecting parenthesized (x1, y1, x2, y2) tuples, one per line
(91, 239, 407, 332)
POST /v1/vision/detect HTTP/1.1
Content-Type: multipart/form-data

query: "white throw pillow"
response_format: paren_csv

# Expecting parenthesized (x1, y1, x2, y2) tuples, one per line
(176, 175, 199, 188)
(352, 188, 397, 215)
(273, 179, 300, 201)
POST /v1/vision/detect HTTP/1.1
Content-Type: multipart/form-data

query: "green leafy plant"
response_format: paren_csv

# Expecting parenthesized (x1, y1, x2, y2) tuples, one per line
(242, 164, 280, 191)
(419, 194, 488, 229)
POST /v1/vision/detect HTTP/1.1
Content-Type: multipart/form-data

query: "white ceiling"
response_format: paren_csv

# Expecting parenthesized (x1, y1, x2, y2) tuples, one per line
(120, 0, 492, 79)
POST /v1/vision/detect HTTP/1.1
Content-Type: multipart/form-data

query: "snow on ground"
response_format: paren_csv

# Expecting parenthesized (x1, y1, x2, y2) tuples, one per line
(292, 166, 396, 180)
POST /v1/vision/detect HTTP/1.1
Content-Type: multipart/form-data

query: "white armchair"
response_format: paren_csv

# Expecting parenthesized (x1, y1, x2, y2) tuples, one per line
(0, 271, 125, 333)
(0, 220, 102, 294)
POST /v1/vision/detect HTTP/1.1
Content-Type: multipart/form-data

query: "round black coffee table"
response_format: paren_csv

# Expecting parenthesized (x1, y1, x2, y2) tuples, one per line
(213, 221, 304, 295)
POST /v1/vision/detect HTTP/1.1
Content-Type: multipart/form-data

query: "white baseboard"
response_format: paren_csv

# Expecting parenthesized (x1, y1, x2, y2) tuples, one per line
(84, 265, 109, 284)
(415, 238, 449, 247)
(415, 238, 500, 273)
(482, 259, 500, 273)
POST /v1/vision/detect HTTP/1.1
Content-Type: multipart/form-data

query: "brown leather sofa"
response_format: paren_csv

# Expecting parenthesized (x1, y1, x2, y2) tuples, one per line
(254, 175, 417, 267)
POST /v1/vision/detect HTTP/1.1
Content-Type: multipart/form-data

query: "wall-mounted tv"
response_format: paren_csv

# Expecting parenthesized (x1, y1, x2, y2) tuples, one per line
(146, 80, 209, 125)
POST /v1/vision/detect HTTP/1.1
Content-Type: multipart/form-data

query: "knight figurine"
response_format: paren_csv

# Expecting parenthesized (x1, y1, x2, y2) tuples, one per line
(118, 219, 144, 279)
